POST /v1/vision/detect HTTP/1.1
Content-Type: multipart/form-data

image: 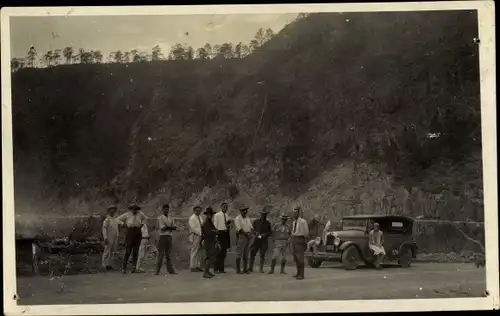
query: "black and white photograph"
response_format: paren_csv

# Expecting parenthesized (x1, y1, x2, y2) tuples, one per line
(2, 2, 498, 315)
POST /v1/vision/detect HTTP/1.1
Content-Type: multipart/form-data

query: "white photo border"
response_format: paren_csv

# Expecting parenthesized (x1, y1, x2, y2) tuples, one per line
(1, 2, 498, 315)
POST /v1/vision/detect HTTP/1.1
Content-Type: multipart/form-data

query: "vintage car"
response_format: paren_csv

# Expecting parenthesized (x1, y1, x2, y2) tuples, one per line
(305, 214, 418, 270)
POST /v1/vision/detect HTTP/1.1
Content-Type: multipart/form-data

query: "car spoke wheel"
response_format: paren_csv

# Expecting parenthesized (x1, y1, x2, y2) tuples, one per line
(308, 257, 322, 268)
(342, 246, 360, 270)
(398, 247, 412, 268)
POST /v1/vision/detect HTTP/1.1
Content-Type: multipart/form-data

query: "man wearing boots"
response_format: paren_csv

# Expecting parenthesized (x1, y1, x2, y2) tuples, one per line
(249, 206, 272, 273)
(291, 206, 309, 280)
(116, 203, 146, 274)
(269, 213, 292, 274)
(234, 204, 253, 274)
(201, 207, 218, 279)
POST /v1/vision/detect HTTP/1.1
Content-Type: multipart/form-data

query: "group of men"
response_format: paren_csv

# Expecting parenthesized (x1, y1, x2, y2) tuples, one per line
(101, 201, 312, 280)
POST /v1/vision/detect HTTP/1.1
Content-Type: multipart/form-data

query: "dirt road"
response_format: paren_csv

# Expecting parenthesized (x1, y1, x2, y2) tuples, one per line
(16, 263, 485, 305)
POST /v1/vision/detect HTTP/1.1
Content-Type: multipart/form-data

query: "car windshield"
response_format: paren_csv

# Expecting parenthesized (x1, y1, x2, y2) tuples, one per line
(341, 219, 367, 231)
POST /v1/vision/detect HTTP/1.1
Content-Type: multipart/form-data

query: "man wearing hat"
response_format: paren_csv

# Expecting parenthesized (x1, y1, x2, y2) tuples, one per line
(234, 203, 253, 274)
(269, 213, 292, 274)
(188, 205, 204, 272)
(102, 205, 120, 271)
(249, 206, 273, 273)
(201, 207, 219, 278)
(155, 203, 178, 275)
(116, 203, 147, 273)
(291, 206, 309, 280)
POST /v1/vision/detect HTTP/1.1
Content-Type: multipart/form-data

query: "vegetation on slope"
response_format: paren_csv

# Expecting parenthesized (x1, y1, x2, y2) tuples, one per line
(12, 11, 482, 221)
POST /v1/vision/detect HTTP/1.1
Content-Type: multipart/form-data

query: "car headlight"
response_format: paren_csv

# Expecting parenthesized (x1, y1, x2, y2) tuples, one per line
(333, 238, 341, 246)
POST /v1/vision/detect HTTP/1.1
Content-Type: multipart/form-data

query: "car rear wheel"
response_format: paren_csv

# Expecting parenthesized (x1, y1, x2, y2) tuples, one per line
(398, 247, 412, 268)
(308, 257, 322, 268)
(342, 246, 360, 270)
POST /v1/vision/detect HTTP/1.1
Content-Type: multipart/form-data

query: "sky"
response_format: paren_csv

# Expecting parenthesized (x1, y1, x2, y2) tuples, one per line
(10, 14, 297, 61)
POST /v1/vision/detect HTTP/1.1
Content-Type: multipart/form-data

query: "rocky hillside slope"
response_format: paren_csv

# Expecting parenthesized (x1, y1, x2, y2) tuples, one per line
(12, 10, 482, 225)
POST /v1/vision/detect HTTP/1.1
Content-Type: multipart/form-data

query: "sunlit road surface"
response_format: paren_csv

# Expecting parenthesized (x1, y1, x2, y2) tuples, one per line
(17, 263, 485, 305)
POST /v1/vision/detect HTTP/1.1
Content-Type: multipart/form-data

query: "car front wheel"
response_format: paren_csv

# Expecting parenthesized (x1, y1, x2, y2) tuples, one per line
(398, 247, 412, 268)
(342, 246, 360, 270)
(308, 257, 322, 268)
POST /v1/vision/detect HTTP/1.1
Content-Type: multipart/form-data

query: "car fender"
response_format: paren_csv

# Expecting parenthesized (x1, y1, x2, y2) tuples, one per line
(339, 241, 361, 252)
(399, 242, 417, 258)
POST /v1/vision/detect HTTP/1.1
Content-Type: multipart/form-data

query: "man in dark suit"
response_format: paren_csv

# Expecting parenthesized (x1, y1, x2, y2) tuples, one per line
(201, 207, 219, 279)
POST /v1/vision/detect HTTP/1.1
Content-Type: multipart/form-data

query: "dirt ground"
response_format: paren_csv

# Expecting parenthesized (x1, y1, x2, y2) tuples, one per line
(16, 263, 485, 305)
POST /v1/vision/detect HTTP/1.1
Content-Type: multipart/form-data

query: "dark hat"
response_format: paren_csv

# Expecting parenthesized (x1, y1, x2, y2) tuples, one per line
(260, 205, 272, 214)
(107, 205, 117, 211)
(162, 204, 170, 209)
(280, 213, 289, 219)
(128, 203, 142, 211)
(204, 207, 215, 215)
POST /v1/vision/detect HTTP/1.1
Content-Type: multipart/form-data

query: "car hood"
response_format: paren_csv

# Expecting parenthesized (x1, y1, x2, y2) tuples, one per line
(328, 230, 365, 239)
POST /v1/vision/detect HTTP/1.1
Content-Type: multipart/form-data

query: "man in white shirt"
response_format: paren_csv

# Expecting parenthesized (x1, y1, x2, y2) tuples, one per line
(291, 206, 309, 280)
(135, 222, 150, 273)
(102, 205, 119, 271)
(155, 204, 178, 275)
(213, 202, 232, 273)
(234, 203, 253, 274)
(116, 203, 146, 274)
(188, 205, 204, 272)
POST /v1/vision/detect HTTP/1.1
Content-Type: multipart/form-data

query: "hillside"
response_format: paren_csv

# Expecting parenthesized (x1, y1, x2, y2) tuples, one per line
(12, 10, 483, 222)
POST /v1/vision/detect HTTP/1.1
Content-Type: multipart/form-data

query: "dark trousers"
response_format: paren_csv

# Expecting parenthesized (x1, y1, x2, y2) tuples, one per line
(156, 235, 175, 274)
(250, 238, 269, 270)
(123, 227, 142, 271)
(292, 236, 306, 277)
(204, 240, 218, 272)
(215, 230, 230, 271)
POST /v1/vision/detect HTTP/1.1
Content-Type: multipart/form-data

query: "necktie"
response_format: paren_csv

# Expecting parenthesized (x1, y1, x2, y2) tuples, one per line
(293, 220, 297, 234)
(197, 215, 201, 226)
(223, 213, 227, 229)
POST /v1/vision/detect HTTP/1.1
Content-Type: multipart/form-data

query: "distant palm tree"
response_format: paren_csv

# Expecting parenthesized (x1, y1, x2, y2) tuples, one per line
(42, 51, 54, 67)
(63, 46, 74, 64)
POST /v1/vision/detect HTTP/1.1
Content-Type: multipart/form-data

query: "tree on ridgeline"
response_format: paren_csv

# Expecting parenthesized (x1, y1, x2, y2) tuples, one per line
(62, 46, 74, 64)
(53, 49, 62, 65)
(196, 46, 209, 60)
(203, 43, 213, 59)
(151, 45, 163, 61)
(26, 46, 37, 68)
(10, 58, 26, 72)
(78, 49, 93, 64)
(219, 43, 234, 59)
(41, 51, 54, 67)
(113, 50, 124, 63)
(186, 46, 195, 60)
(92, 50, 104, 63)
(131, 49, 141, 62)
(169, 44, 187, 60)
(123, 51, 131, 63)
(296, 12, 310, 20)
(250, 28, 275, 52)
(138, 52, 150, 62)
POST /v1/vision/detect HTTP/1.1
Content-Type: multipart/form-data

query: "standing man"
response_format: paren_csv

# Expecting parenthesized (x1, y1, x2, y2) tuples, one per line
(116, 203, 146, 274)
(188, 205, 204, 272)
(234, 204, 253, 274)
(291, 206, 309, 280)
(249, 206, 272, 273)
(307, 214, 323, 254)
(368, 222, 386, 269)
(269, 213, 292, 274)
(213, 202, 232, 273)
(155, 204, 178, 275)
(201, 207, 218, 279)
(135, 222, 150, 273)
(102, 205, 119, 271)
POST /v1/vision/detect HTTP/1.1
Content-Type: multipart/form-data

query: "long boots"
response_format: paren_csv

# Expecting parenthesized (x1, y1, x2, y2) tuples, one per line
(268, 259, 277, 274)
(236, 258, 243, 274)
(259, 258, 265, 273)
(296, 262, 304, 280)
(280, 260, 287, 274)
(248, 255, 255, 272)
